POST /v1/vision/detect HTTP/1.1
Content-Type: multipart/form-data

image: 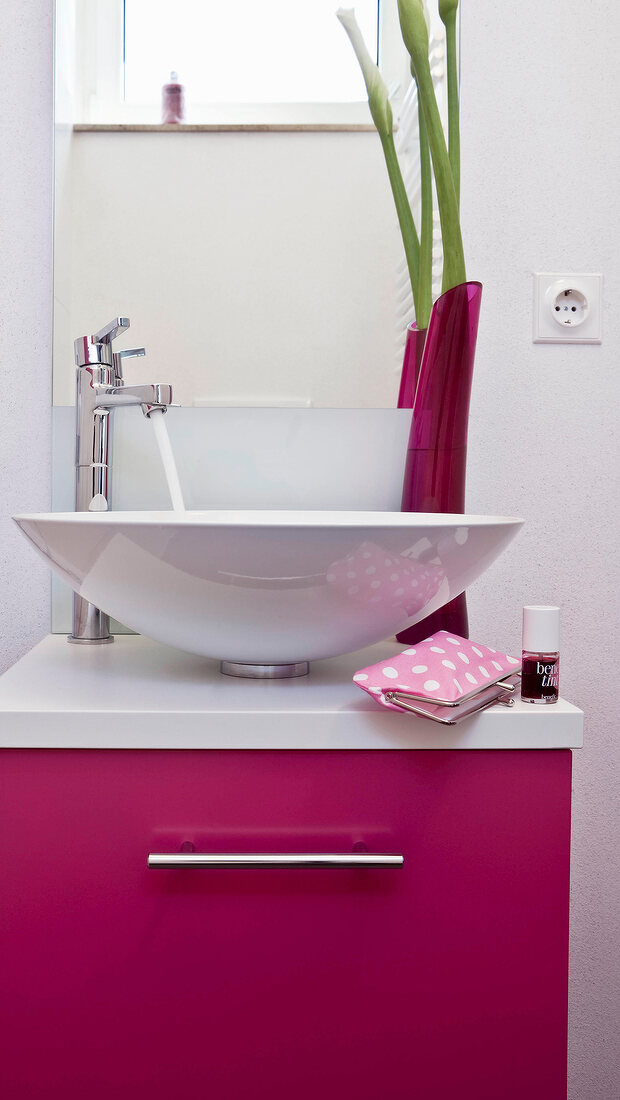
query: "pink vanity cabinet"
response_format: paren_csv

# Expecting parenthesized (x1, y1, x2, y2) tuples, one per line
(0, 747, 571, 1100)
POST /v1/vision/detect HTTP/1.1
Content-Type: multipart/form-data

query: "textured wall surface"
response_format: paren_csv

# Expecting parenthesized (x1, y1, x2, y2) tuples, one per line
(460, 3, 620, 1097)
(1, 1, 619, 1096)
(0, 1, 52, 673)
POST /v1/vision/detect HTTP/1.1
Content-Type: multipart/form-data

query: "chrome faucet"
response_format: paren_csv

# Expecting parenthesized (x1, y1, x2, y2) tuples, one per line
(69, 317, 173, 644)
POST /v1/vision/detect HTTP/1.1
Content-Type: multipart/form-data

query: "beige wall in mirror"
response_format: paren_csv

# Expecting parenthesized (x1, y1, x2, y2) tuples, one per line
(54, 0, 449, 408)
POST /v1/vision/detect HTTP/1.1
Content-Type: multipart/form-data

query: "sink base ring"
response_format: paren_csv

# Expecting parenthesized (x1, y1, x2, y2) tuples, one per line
(220, 660, 309, 679)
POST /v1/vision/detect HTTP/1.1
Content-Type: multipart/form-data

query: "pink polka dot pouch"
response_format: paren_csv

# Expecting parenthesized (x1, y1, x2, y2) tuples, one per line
(353, 631, 521, 710)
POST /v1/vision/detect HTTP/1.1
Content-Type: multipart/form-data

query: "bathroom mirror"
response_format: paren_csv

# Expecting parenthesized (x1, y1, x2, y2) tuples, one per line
(53, 0, 453, 408)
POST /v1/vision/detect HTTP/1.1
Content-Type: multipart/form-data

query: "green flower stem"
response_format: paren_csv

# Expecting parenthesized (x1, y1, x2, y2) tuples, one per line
(417, 88, 433, 328)
(337, 7, 422, 320)
(380, 131, 422, 321)
(413, 55, 465, 292)
(440, 0, 460, 209)
(398, 0, 465, 292)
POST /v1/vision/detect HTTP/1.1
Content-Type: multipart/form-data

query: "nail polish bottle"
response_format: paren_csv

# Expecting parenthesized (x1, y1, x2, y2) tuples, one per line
(521, 605, 560, 704)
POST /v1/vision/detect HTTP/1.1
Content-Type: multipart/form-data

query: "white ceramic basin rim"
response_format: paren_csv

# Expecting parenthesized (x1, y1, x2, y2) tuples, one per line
(13, 510, 523, 665)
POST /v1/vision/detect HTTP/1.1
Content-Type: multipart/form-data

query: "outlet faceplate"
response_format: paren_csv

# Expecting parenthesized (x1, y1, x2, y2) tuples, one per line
(533, 272, 602, 344)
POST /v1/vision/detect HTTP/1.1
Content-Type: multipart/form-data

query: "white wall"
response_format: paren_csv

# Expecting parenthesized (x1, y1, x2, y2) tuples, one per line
(460, 3, 620, 1097)
(1, 1, 619, 1096)
(0, 0, 52, 673)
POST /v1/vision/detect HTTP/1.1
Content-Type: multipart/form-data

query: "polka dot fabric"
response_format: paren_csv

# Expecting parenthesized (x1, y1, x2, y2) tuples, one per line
(326, 540, 444, 615)
(353, 630, 520, 711)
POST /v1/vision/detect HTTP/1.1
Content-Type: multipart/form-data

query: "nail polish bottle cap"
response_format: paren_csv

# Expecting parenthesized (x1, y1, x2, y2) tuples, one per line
(522, 605, 560, 653)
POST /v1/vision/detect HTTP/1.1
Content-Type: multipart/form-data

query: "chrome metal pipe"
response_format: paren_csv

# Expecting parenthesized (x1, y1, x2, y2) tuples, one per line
(71, 364, 116, 644)
(148, 853, 404, 869)
(68, 599, 114, 645)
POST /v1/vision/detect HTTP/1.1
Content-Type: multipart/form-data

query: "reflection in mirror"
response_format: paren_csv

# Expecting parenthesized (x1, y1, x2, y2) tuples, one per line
(54, 1, 452, 408)
(122, 1, 381, 120)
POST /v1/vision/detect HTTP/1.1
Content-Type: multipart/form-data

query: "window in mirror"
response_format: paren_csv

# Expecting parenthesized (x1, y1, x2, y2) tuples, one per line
(125, 0, 377, 104)
(72, 0, 410, 126)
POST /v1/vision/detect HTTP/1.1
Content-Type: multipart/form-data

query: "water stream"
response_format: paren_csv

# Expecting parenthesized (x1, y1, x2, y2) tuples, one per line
(150, 410, 186, 512)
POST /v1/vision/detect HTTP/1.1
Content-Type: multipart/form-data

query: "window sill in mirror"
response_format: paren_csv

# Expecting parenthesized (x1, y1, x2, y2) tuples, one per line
(72, 123, 377, 133)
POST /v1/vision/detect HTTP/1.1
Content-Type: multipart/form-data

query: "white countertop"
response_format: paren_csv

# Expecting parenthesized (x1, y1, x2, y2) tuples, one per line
(0, 635, 583, 750)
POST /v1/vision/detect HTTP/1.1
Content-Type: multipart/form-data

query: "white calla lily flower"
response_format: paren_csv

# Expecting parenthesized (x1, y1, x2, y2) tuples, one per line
(336, 8, 393, 138)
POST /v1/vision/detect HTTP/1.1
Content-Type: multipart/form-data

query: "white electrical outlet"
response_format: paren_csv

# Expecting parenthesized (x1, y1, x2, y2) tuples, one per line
(533, 272, 602, 344)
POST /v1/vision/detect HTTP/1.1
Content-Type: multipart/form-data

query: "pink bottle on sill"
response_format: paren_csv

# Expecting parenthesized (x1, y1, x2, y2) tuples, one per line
(162, 71, 185, 124)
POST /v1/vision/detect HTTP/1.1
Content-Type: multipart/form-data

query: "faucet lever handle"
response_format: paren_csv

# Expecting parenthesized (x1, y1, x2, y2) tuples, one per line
(113, 347, 146, 381)
(75, 317, 132, 367)
(92, 317, 130, 345)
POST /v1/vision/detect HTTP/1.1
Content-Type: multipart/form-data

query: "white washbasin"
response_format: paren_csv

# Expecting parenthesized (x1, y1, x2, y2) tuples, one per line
(14, 510, 522, 673)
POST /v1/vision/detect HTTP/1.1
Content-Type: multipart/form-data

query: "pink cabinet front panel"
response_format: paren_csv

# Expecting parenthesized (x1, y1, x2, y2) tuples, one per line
(0, 749, 571, 1099)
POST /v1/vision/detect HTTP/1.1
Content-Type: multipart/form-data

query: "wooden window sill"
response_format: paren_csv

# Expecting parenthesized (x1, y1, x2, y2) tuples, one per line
(72, 122, 376, 133)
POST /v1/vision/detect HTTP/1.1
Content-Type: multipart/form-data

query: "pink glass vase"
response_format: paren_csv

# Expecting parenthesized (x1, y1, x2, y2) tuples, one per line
(397, 281, 482, 645)
(397, 323, 427, 409)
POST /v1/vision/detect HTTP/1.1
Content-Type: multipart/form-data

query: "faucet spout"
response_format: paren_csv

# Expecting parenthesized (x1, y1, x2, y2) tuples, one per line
(98, 383, 174, 417)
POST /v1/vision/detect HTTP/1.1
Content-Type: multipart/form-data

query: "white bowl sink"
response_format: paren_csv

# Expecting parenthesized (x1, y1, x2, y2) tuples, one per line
(14, 510, 522, 674)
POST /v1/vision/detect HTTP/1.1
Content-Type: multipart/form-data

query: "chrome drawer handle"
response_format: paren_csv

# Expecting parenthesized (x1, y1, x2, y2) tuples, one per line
(147, 853, 404, 869)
